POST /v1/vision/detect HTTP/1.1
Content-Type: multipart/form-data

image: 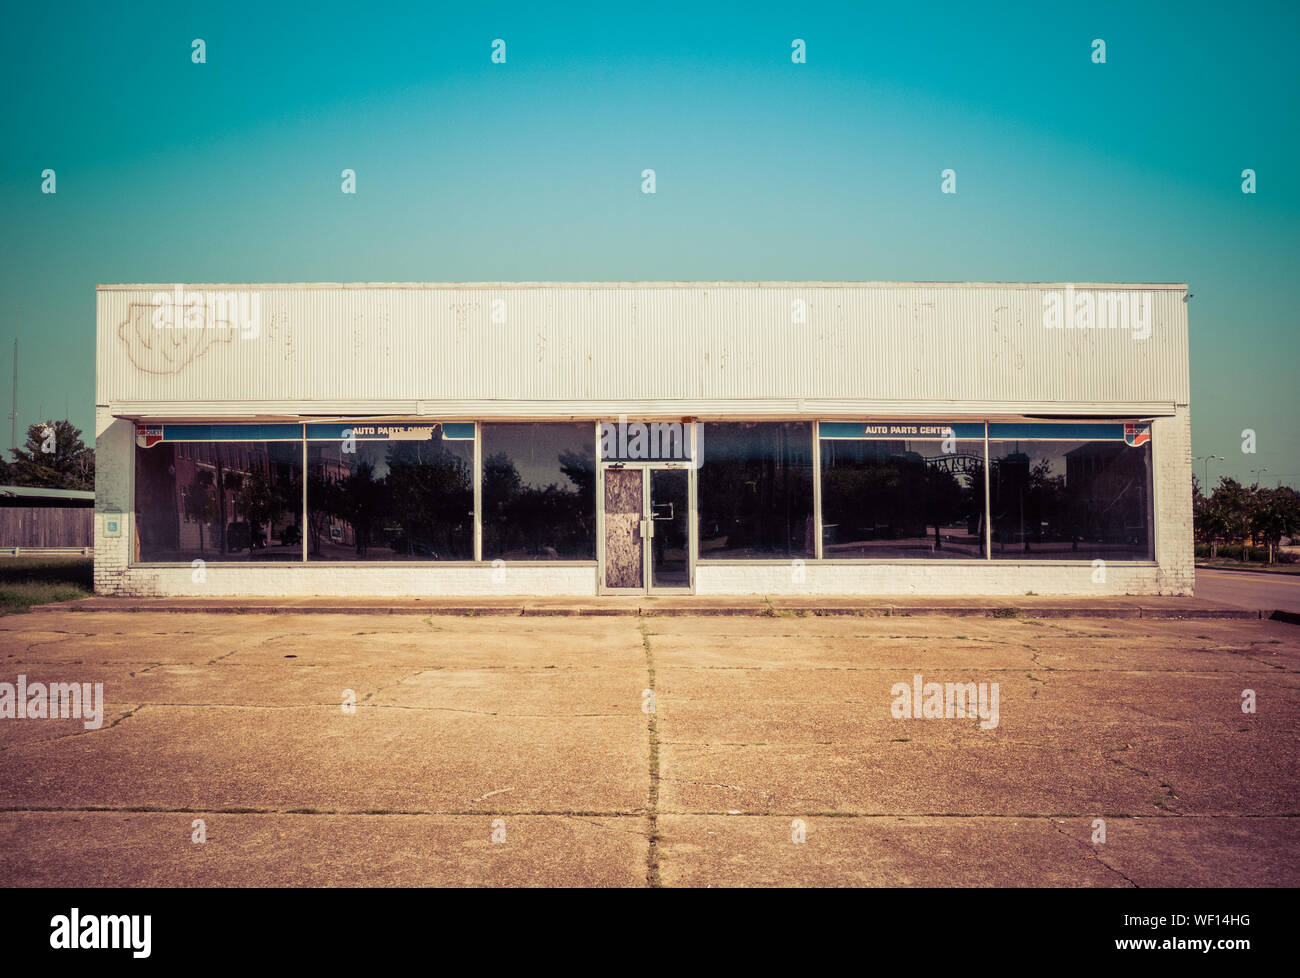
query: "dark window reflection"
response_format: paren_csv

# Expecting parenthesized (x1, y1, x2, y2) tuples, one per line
(481, 423, 595, 560)
(820, 439, 986, 558)
(989, 440, 1153, 560)
(134, 441, 304, 562)
(697, 422, 814, 559)
(307, 431, 474, 561)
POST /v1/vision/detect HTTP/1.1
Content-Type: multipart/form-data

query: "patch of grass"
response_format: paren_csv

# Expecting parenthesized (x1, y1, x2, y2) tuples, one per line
(0, 557, 92, 587)
(0, 557, 93, 614)
(990, 607, 1020, 618)
(1, 583, 91, 612)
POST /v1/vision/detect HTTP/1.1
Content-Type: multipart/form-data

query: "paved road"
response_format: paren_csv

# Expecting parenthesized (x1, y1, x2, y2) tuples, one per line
(1, 609, 1297, 886)
(1196, 568, 1300, 614)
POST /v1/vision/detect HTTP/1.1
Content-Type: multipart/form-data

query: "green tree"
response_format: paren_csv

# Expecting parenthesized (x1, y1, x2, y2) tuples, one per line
(1198, 477, 1252, 559)
(8, 420, 95, 490)
(1248, 485, 1300, 563)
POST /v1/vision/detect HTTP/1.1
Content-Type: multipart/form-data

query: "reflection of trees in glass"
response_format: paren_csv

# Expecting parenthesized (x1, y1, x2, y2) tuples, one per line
(233, 461, 300, 546)
(1026, 459, 1068, 547)
(180, 458, 243, 553)
(236, 467, 274, 531)
(991, 450, 1031, 548)
(385, 442, 473, 558)
(558, 450, 595, 497)
(992, 442, 1151, 554)
(306, 440, 473, 559)
(185, 469, 217, 550)
(923, 465, 967, 549)
(482, 448, 594, 559)
(697, 424, 813, 556)
(137, 443, 302, 559)
(306, 472, 342, 555)
(821, 462, 902, 537)
(271, 468, 302, 542)
(820, 452, 977, 548)
(482, 452, 522, 508)
(338, 460, 385, 556)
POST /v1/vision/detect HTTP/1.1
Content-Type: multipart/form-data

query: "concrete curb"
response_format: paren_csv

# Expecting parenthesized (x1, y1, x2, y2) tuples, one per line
(36, 600, 1269, 620)
(1196, 563, 1300, 578)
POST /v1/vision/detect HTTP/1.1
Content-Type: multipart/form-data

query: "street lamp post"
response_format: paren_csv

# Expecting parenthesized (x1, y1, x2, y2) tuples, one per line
(1194, 455, 1224, 495)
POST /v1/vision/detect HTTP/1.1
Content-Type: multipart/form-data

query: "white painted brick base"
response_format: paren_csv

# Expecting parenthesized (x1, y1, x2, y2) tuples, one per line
(694, 562, 1169, 597)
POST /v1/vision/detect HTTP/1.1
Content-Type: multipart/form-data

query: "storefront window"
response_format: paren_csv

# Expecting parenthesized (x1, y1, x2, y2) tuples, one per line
(697, 422, 814, 559)
(134, 441, 303, 562)
(988, 430, 1153, 560)
(306, 425, 474, 561)
(480, 423, 595, 560)
(820, 432, 986, 558)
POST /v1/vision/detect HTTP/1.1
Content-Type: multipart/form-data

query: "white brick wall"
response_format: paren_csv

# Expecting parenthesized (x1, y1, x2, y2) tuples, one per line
(93, 410, 133, 594)
(1151, 405, 1195, 595)
(695, 561, 1163, 597)
(95, 409, 1193, 598)
(99, 562, 600, 598)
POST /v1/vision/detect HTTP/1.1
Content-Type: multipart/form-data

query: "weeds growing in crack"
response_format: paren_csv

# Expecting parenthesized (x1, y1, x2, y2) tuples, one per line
(639, 620, 661, 888)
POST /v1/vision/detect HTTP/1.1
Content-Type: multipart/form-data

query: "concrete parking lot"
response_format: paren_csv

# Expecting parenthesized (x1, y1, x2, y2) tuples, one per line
(1, 608, 1296, 887)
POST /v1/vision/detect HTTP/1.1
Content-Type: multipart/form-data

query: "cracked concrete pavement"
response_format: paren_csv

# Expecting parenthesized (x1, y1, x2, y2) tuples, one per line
(0, 608, 1296, 887)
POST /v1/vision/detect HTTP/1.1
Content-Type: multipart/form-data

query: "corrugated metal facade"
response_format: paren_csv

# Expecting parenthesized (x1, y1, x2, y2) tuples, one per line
(97, 282, 1189, 417)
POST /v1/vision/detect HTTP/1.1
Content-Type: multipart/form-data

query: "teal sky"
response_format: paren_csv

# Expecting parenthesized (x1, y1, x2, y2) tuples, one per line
(1, 0, 1296, 486)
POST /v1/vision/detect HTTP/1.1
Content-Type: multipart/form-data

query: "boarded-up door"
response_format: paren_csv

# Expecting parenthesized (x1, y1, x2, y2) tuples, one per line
(603, 469, 644, 589)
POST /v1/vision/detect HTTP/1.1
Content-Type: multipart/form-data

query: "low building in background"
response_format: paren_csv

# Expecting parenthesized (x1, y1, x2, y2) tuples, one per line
(93, 282, 1192, 596)
(1, 485, 95, 554)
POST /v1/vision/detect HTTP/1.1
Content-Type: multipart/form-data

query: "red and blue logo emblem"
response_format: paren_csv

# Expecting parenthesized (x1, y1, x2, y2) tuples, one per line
(136, 424, 163, 448)
(1124, 423, 1151, 447)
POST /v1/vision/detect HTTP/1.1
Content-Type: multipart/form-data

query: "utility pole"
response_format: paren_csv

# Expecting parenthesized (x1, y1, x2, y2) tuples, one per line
(8, 337, 15, 454)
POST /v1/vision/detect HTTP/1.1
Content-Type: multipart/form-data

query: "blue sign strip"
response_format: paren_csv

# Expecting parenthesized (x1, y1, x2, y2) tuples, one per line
(820, 422, 986, 440)
(153, 422, 477, 442)
(305, 422, 476, 441)
(988, 423, 1126, 440)
(151, 421, 1135, 444)
(161, 424, 301, 441)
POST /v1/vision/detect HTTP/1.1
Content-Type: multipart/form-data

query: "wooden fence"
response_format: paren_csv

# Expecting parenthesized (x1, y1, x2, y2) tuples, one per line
(0, 507, 94, 549)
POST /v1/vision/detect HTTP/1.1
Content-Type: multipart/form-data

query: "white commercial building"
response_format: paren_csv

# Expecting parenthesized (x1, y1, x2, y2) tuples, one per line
(94, 282, 1192, 597)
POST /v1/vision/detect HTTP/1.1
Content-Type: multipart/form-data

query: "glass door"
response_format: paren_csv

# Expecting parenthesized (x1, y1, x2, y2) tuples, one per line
(648, 468, 690, 590)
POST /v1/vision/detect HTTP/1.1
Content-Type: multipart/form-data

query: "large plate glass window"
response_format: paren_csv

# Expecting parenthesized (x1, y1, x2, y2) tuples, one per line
(133, 426, 303, 562)
(819, 422, 987, 558)
(988, 423, 1154, 560)
(305, 423, 475, 561)
(697, 422, 814, 559)
(481, 422, 596, 560)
